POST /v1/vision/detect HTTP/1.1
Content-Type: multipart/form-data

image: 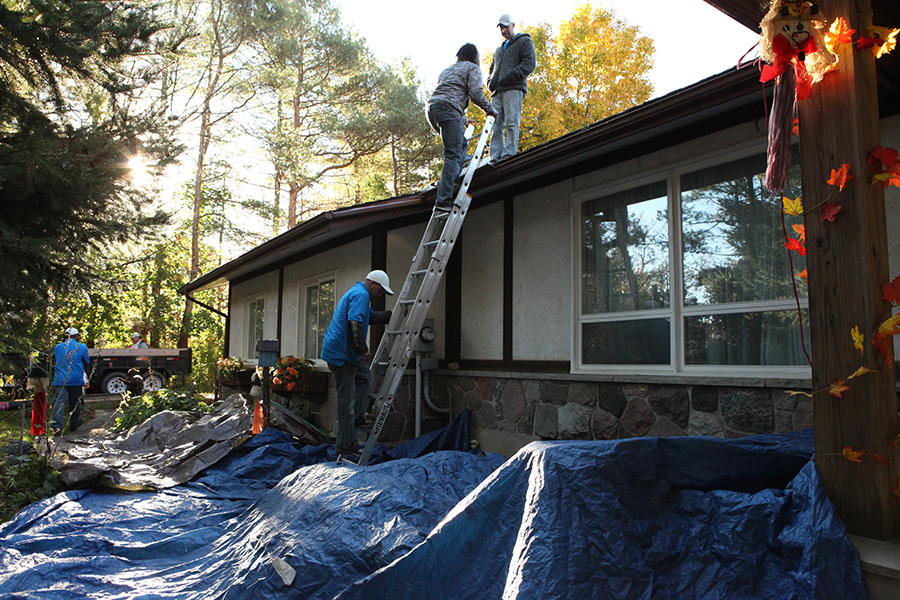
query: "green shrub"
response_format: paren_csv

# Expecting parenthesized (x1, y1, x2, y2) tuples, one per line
(0, 453, 61, 524)
(115, 389, 214, 430)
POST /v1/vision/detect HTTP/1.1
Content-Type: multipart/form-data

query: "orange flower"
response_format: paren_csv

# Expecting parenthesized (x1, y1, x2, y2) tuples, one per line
(286, 381, 296, 391)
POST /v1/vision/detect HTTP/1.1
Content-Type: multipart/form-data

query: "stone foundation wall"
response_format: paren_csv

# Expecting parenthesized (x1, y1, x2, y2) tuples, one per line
(268, 373, 453, 445)
(437, 374, 816, 441)
(238, 372, 822, 447)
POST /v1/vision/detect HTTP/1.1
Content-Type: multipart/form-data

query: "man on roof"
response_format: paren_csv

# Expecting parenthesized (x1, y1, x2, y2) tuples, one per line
(487, 14, 536, 162)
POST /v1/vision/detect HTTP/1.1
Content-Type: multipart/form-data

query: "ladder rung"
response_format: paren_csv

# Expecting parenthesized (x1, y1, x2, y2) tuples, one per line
(411, 269, 428, 277)
(399, 299, 415, 305)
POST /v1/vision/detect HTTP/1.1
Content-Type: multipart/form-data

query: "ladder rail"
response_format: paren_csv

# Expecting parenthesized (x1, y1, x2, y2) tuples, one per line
(356, 116, 493, 466)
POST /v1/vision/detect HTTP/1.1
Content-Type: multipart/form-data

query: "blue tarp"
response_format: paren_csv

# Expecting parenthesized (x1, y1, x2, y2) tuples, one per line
(0, 422, 868, 600)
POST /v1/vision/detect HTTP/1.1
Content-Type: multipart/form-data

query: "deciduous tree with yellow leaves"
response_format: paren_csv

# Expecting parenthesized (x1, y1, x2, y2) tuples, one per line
(514, 3, 655, 150)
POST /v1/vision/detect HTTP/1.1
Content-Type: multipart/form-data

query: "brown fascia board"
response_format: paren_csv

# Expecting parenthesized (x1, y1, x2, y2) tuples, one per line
(702, 0, 765, 32)
(178, 192, 430, 294)
(704, 0, 900, 34)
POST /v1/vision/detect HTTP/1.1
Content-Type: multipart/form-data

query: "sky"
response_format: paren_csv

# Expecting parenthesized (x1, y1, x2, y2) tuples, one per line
(333, 0, 762, 98)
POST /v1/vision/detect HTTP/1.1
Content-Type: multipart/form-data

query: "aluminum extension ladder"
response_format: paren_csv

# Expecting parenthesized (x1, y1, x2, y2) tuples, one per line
(354, 116, 494, 466)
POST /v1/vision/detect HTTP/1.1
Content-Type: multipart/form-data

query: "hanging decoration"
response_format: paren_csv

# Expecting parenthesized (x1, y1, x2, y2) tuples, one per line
(759, 1, 838, 195)
(760, 0, 837, 100)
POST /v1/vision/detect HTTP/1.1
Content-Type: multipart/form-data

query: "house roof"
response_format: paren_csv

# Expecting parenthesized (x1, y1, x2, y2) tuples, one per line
(180, 63, 768, 295)
(180, 0, 900, 296)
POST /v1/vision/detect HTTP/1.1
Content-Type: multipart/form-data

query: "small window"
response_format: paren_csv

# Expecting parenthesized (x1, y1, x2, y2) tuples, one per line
(303, 278, 335, 359)
(248, 296, 265, 358)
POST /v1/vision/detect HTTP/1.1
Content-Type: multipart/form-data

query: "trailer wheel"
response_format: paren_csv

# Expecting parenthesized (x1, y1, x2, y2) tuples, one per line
(143, 372, 167, 392)
(101, 372, 129, 395)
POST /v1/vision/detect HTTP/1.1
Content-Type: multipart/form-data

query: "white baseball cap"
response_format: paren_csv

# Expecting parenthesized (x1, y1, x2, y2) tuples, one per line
(65, 327, 80, 337)
(131, 332, 142, 339)
(365, 270, 394, 295)
(498, 14, 513, 26)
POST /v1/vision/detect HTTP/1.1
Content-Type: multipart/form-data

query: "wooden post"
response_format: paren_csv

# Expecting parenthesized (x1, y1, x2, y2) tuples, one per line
(799, 0, 899, 539)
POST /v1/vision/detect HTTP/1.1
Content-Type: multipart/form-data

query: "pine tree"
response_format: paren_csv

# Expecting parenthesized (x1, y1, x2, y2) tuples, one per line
(0, 0, 180, 351)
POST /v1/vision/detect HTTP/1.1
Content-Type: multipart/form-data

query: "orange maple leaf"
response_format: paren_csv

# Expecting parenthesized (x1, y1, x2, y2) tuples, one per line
(798, 269, 808, 279)
(873, 331, 895, 363)
(792, 223, 805, 241)
(851, 326, 865, 353)
(842, 446, 864, 463)
(826, 17, 855, 50)
(877, 313, 900, 337)
(848, 366, 877, 380)
(782, 196, 803, 216)
(868, 146, 900, 174)
(872, 168, 900, 188)
(821, 200, 842, 222)
(873, 453, 892, 466)
(883, 275, 900, 305)
(829, 379, 851, 397)
(890, 433, 900, 449)
(785, 238, 806, 255)
(792, 118, 799, 136)
(827, 163, 854, 191)
(859, 26, 898, 59)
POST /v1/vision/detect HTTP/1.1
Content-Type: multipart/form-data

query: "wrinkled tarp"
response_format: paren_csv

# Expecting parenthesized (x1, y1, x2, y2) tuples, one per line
(0, 426, 868, 600)
(337, 430, 867, 600)
(57, 394, 253, 490)
(0, 410, 502, 599)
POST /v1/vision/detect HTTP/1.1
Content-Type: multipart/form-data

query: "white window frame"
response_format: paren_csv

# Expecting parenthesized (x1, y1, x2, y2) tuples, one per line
(246, 294, 266, 359)
(572, 139, 811, 380)
(298, 272, 336, 363)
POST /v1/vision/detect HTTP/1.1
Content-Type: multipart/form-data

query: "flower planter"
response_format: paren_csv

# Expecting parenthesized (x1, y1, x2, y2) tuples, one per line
(217, 368, 254, 392)
(270, 372, 329, 404)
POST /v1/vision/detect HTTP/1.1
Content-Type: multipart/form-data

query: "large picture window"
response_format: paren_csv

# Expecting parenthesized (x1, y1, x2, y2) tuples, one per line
(581, 180, 670, 365)
(303, 278, 335, 359)
(578, 147, 810, 373)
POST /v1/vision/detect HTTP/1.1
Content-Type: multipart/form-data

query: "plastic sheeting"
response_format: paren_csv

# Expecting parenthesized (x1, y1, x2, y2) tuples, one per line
(337, 430, 868, 600)
(0, 410, 503, 599)
(57, 395, 253, 490)
(1, 426, 869, 600)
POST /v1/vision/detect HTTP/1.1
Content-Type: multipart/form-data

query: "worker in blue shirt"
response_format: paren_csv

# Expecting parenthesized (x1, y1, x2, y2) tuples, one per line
(51, 327, 91, 433)
(321, 270, 394, 458)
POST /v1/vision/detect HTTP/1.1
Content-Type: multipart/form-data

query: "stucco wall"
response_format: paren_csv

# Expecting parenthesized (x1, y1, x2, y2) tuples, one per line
(513, 181, 573, 361)
(461, 201, 504, 360)
(279, 237, 372, 358)
(229, 270, 279, 359)
(385, 222, 448, 356)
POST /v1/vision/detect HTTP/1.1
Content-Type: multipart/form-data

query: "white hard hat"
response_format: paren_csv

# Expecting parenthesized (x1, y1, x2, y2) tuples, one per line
(65, 327, 80, 337)
(365, 270, 394, 295)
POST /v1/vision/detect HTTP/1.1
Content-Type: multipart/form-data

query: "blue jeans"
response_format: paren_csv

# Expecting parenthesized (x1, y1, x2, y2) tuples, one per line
(490, 90, 525, 161)
(51, 385, 84, 432)
(328, 361, 371, 453)
(427, 102, 466, 206)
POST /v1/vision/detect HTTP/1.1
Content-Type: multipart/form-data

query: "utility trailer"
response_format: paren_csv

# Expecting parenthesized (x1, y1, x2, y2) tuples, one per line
(87, 348, 192, 394)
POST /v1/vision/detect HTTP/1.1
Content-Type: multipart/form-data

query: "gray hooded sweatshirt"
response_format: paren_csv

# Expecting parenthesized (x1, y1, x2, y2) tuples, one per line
(487, 32, 536, 94)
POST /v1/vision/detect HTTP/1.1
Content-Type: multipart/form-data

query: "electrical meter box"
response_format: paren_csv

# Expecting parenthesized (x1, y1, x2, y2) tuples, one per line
(413, 318, 435, 353)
